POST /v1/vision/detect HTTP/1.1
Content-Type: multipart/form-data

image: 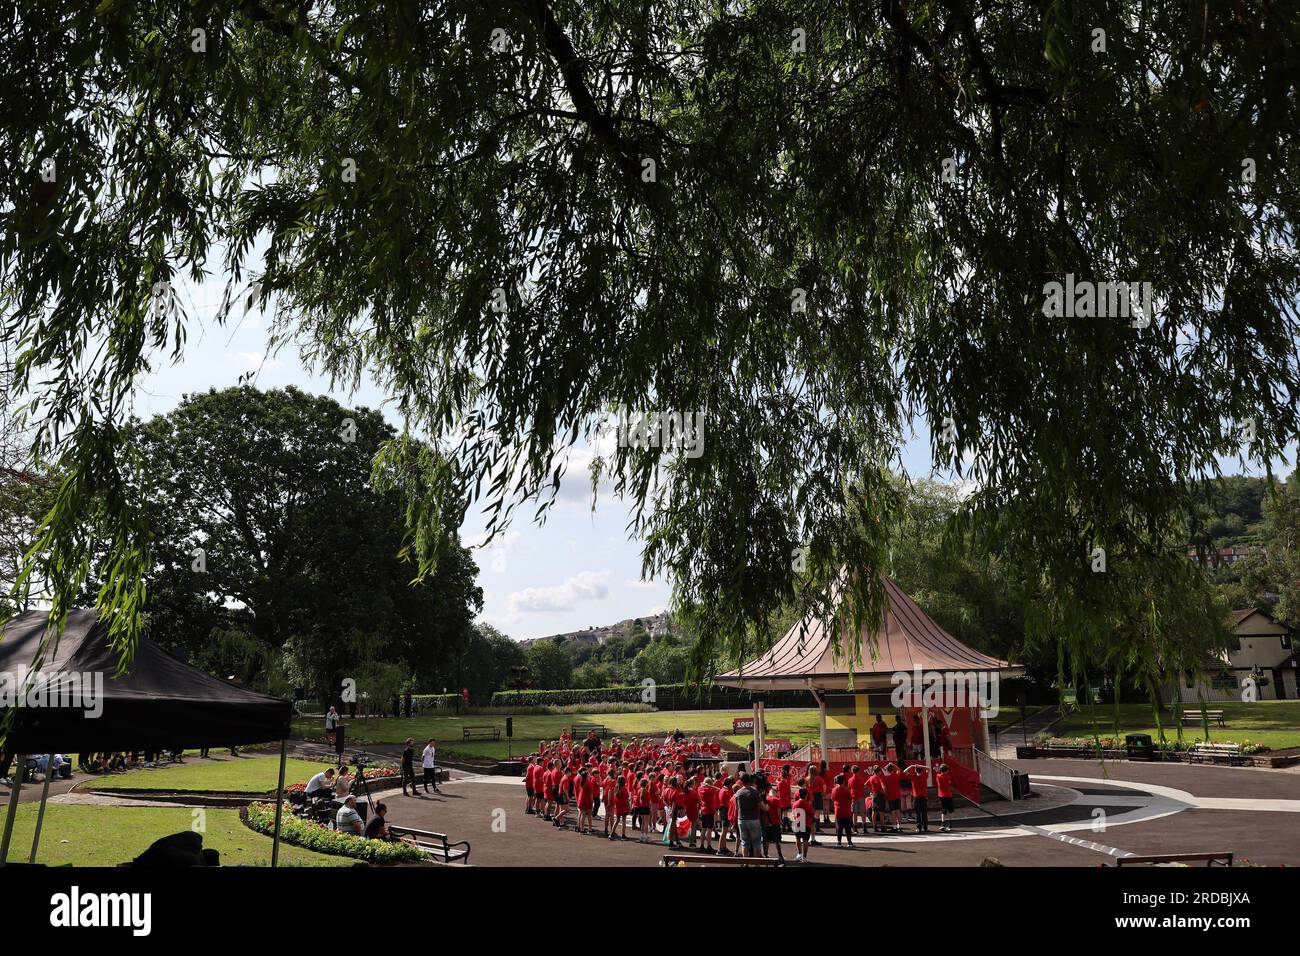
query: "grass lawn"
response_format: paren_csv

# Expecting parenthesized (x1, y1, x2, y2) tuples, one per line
(1053, 700, 1300, 750)
(90, 756, 340, 793)
(1, 804, 356, 866)
(293, 708, 826, 759)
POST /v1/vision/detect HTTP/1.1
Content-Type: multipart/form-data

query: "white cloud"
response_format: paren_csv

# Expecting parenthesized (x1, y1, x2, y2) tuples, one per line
(508, 569, 610, 614)
(230, 350, 282, 371)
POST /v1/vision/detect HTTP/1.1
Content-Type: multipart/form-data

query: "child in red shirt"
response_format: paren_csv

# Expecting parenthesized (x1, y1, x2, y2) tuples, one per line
(609, 776, 631, 840)
(935, 763, 955, 832)
(830, 773, 854, 847)
(602, 772, 618, 837)
(791, 787, 814, 861)
(778, 766, 793, 831)
(882, 763, 903, 833)
(904, 762, 931, 833)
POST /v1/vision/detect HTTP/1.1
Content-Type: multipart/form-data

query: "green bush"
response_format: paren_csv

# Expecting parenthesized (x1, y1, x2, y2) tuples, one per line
(244, 802, 426, 864)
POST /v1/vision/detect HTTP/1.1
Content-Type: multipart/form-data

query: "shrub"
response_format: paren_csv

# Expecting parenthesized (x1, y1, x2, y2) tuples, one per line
(244, 802, 426, 864)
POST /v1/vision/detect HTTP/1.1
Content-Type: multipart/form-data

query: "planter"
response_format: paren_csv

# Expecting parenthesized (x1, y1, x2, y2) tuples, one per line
(1015, 746, 1037, 759)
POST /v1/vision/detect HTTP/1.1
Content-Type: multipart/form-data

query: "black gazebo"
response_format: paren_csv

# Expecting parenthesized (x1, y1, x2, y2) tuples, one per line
(0, 609, 293, 866)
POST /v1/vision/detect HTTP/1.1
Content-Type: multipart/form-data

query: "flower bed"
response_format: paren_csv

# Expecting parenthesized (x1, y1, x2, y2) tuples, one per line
(244, 802, 426, 864)
(283, 765, 399, 795)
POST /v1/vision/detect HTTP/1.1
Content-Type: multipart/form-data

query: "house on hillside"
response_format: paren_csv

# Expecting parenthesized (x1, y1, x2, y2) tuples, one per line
(1171, 608, 1297, 702)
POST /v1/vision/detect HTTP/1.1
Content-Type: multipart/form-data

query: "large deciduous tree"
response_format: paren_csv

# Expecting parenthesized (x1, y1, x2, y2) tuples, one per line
(116, 386, 482, 698)
(3, 2, 1298, 682)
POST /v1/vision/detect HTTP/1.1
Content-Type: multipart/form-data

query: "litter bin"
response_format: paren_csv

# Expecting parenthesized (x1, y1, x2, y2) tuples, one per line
(1125, 733, 1154, 761)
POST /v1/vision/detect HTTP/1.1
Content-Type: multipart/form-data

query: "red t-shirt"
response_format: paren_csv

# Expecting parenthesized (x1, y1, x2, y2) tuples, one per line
(906, 765, 929, 796)
(699, 784, 718, 813)
(883, 769, 902, 801)
(868, 773, 886, 795)
(684, 789, 700, 821)
(767, 798, 782, 826)
(634, 786, 649, 809)
(808, 774, 825, 794)
(935, 771, 953, 798)
(615, 788, 631, 815)
(830, 783, 853, 818)
(778, 778, 792, 808)
(792, 797, 814, 830)
(576, 779, 592, 810)
(848, 773, 865, 799)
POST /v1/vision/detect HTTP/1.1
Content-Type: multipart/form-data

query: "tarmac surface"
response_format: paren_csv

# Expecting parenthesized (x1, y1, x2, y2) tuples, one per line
(377, 757, 1300, 867)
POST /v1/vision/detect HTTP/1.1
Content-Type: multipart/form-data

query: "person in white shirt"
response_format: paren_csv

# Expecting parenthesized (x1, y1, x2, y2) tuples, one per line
(305, 768, 335, 799)
(336, 795, 363, 835)
(421, 738, 441, 794)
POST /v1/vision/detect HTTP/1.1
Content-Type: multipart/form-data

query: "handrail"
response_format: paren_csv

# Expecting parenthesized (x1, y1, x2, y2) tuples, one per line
(974, 748, 1018, 801)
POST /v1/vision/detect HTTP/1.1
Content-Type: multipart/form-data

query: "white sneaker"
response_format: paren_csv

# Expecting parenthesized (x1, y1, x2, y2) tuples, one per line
(795, 853, 804, 862)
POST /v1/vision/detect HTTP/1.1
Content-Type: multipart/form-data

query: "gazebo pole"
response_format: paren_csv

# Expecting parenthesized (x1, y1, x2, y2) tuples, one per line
(271, 737, 288, 868)
(29, 756, 54, 862)
(921, 696, 934, 785)
(813, 689, 828, 760)
(0, 753, 25, 866)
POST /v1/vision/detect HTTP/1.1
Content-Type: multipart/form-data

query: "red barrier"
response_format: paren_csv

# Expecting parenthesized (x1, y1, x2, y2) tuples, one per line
(759, 756, 979, 804)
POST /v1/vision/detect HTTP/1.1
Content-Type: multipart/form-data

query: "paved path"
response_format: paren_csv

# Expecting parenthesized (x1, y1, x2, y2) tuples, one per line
(991, 705, 1060, 758)
(376, 757, 1300, 867)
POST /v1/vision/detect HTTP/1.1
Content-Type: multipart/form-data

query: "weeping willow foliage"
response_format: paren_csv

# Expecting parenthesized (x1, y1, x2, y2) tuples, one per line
(2, 1, 1297, 686)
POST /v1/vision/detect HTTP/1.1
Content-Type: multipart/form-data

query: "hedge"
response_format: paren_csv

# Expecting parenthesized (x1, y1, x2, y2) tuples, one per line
(489, 684, 812, 710)
(244, 802, 426, 864)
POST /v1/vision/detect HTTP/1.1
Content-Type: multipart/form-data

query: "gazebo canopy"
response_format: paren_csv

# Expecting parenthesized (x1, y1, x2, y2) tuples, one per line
(715, 574, 1022, 691)
(0, 608, 292, 751)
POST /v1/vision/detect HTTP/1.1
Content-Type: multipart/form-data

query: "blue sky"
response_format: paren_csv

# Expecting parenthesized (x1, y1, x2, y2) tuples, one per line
(129, 276, 1286, 642)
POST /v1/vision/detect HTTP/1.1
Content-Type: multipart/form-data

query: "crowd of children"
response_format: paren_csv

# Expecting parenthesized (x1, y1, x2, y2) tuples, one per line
(520, 730, 958, 863)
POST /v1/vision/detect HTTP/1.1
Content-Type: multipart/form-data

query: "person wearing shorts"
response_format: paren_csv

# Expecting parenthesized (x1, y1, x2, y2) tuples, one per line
(633, 779, 653, 842)
(734, 773, 766, 858)
(792, 788, 813, 862)
(935, 764, 955, 832)
(808, 765, 826, 832)
(699, 776, 718, 853)
(883, 762, 903, 832)
(849, 764, 867, 833)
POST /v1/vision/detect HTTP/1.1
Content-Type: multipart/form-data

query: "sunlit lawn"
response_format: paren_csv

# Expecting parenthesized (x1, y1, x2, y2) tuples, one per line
(1053, 701, 1300, 749)
(1, 804, 356, 867)
(90, 756, 335, 793)
(292, 708, 826, 759)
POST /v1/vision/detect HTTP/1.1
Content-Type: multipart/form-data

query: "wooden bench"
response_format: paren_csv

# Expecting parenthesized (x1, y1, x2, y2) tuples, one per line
(661, 853, 778, 867)
(1044, 743, 1093, 755)
(569, 725, 608, 739)
(1115, 852, 1233, 867)
(387, 825, 471, 864)
(1181, 709, 1227, 727)
(462, 726, 500, 741)
(1188, 742, 1244, 765)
